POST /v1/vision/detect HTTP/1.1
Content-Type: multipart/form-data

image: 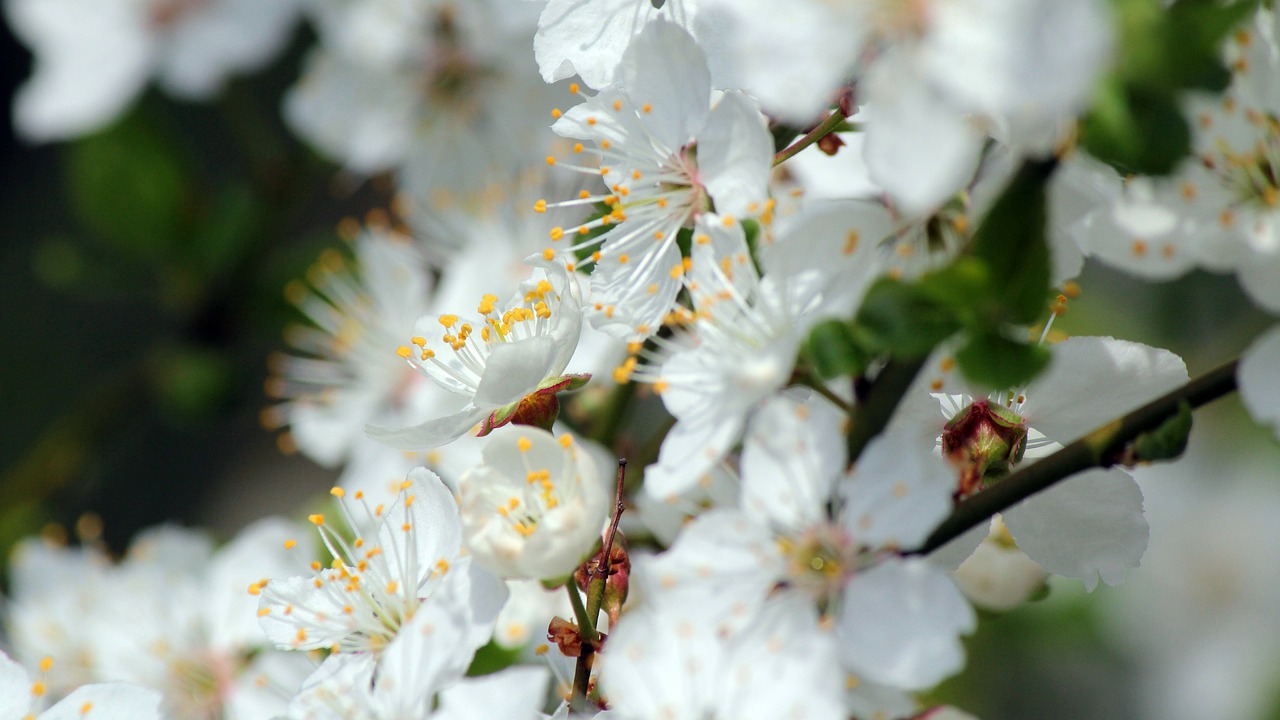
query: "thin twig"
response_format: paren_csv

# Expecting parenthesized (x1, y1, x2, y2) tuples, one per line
(772, 109, 849, 166)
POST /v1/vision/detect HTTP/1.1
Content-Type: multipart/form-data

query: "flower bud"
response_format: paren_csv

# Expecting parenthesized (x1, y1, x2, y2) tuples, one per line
(952, 520, 1048, 612)
(940, 400, 1028, 497)
(459, 427, 608, 581)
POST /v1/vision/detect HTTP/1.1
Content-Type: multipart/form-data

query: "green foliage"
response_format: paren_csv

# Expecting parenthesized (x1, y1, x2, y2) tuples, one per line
(804, 319, 869, 379)
(65, 108, 192, 262)
(151, 345, 234, 423)
(1132, 399, 1193, 461)
(1080, 0, 1260, 174)
(837, 161, 1055, 389)
(466, 640, 525, 677)
(955, 331, 1052, 389)
(855, 277, 962, 359)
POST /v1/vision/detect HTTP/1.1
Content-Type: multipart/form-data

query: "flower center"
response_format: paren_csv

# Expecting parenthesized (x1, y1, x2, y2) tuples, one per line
(780, 524, 854, 601)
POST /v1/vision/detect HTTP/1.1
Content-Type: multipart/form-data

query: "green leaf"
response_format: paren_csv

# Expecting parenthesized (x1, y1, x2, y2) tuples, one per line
(152, 345, 234, 422)
(1132, 399, 1193, 462)
(188, 183, 262, 281)
(804, 319, 868, 379)
(64, 108, 192, 262)
(954, 332, 1051, 389)
(854, 278, 961, 359)
(966, 160, 1054, 326)
(1080, 85, 1192, 175)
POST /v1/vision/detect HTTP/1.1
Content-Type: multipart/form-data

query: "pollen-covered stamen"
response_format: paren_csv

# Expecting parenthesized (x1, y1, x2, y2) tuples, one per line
(394, 279, 567, 395)
(260, 482, 452, 655)
(485, 435, 582, 538)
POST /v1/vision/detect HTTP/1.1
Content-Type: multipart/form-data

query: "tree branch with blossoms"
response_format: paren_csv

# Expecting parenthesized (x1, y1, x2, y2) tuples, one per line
(915, 358, 1239, 556)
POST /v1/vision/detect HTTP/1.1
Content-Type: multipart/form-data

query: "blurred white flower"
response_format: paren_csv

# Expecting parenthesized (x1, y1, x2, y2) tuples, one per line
(9, 519, 316, 719)
(0, 650, 163, 720)
(6, 0, 299, 141)
(285, 0, 559, 202)
(263, 230, 432, 468)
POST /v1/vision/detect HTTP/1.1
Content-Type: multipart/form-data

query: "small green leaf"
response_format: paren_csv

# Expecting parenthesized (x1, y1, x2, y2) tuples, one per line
(854, 278, 961, 359)
(1132, 399, 1193, 462)
(955, 332, 1051, 389)
(65, 108, 192, 262)
(966, 160, 1054, 325)
(804, 319, 868, 379)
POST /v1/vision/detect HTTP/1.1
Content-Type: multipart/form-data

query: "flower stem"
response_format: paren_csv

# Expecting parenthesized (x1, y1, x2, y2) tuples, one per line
(569, 460, 628, 712)
(566, 581, 597, 712)
(911, 358, 1240, 555)
(772, 108, 850, 166)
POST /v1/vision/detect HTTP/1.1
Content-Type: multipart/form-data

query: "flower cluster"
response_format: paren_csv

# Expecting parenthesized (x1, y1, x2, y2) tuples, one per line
(7, 0, 1280, 718)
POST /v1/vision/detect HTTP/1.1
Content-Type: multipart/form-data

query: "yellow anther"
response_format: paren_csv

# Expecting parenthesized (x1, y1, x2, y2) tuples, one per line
(330, 487, 345, 498)
(642, 103, 652, 113)
(558, 435, 574, 448)
(420, 349, 435, 360)
(545, 156, 556, 166)
(618, 254, 630, 264)
(386, 581, 399, 594)
(587, 117, 598, 126)
(284, 539, 297, 550)
(542, 248, 556, 261)
(613, 99, 623, 111)
(396, 346, 412, 358)
(308, 514, 325, 526)
(550, 226, 565, 241)
(601, 140, 611, 150)
(573, 143, 584, 154)
(569, 83, 580, 94)
(411, 336, 427, 347)
(517, 437, 533, 452)
(534, 199, 547, 213)
(551, 108, 562, 119)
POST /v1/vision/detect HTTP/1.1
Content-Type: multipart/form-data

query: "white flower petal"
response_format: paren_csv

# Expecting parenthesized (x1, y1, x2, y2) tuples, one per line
(715, 593, 845, 720)
(837, 558, 974, 690)
(365, 405, 488, 451)
(6, 0, 151, 141)
(41, 683, 163, 720)
(616, 20, 710, 154)
(862, 56, 983, 215)
(1023, 336, 1188, 445)
(698, 91, 773, 218)
(1239, 324, 1280, 439)
(841, 431, 956, 551)
(1002, 468, 1148, 591)
(437, 666, 551, 720)
(473, 336, 559, 409)
(741, 395, 844, 533)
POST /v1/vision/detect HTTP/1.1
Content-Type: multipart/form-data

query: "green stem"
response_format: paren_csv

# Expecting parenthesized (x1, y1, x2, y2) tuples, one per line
(912, 358, 1240, 556)
(566, 581, 597, 712)
(793, 369, 854, 415)
(772, 109, 849, 166)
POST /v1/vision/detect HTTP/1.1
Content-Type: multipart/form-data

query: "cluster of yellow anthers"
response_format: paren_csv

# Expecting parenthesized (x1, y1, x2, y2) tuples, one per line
(250, 481, 453, 654)
(394, 280, 558, 363)
(494, 434, 575, 538)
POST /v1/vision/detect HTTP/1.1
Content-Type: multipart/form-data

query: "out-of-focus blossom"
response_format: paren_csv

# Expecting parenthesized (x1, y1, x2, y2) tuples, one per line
(6, 0, 299, 141)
